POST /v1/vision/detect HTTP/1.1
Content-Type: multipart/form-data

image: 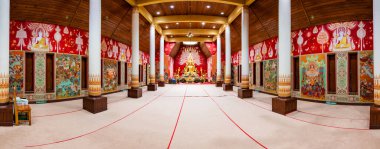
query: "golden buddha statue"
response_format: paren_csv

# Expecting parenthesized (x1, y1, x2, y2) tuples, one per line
(183, 53, 197, 76)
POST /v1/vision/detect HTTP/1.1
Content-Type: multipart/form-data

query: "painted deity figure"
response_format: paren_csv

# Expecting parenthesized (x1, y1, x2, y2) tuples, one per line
(328, 22, 356, 51)
(31, 29, 50, 51)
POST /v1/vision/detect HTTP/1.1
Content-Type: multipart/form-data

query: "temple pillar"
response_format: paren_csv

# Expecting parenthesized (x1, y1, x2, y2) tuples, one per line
(238, 6, 253, 98)
(128, 7, 142, 98)
(223, 25, 233, 91)
(370, 0, 380, 129)
(158, 36, 165, 87)
(148, 24, 157, 91)
(83, 0, 107, 114)
(272, 0, 297, 115)
(216, 35, 223, 87)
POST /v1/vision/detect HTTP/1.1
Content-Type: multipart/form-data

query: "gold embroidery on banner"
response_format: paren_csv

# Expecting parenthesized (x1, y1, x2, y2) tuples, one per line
(375, 75, 380, 105)
(88, 74, 101, 96)
(0, 74, 9, 103)
(278, 74, 291, 98)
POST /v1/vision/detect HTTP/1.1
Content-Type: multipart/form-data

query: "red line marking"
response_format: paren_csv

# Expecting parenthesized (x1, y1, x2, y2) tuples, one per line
(167, 85, 188, 149)
(25, 87, 173, 148)
(202, 87, 268, 149)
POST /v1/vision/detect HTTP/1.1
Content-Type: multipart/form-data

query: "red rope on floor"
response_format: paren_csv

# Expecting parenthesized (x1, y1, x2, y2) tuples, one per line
(167, 85, 188, 149)
(202, 87, 268, 149)
(25, 87, 173, 148)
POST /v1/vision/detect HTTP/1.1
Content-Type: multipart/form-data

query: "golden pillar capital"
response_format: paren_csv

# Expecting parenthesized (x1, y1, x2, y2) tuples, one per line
(278, 74, 291, 98)
(241, 75, 249, 89)
(131, 75, 140, 88)
(224, 75, 231, 84)
(0, 74, 9, 103)
(375, 75, 380, 105)
(88, 75, 101, 97)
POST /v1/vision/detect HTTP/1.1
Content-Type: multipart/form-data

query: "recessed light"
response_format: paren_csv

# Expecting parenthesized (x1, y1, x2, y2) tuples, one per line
(170, 5, 174, 9)
(165, 26, 168, 29)
(156, 12, 160, 15)
(176, 22, 179, 25)
(213, 26, 216, 29)
(208, 35, 211, 37)
(206, 5, 211, 9)
(221, 12, 224, 15)
(202, 22, 205, 25)
(171, 35, 173, 38)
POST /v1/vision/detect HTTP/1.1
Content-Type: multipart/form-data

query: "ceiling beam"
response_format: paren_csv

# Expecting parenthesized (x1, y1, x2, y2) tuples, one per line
(245, 0, 256, 6)
(162, 29, 219, 35)
(167, 37, 213, 42)
(214, 6, 242, 40)
(154, 15, 227, 24)
(136, 0, 245, 6)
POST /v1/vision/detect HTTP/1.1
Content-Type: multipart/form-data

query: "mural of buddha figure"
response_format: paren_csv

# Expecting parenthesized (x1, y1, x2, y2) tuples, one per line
(31, 29, 50, 51)
(305, 62, 320, 86)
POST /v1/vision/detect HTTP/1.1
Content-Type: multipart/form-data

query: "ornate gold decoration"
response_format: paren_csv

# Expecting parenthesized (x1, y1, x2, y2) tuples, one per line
(132, 75, 140, 88)
(375, 75, 380, 105)
(241, 75, 249, 89)
(0, 74, 10, 103)
(224, 75, 231, 84)
(216, 75, 222, 82)
(150, 74, 156, 84)
(88, 74, 101, 96)
(159, 75, 164, 82)
(278, 74, 291, 98)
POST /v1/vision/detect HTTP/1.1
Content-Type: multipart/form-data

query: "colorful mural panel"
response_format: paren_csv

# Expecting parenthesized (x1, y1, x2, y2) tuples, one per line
(336, 52, 348, 95)
(103, 59, 118, 93)
(56, 54, 81, 98)
(359, 51, 374, 102)
(249, 37, 278, 62)
(34, 52, 46, 93)
(263, 60, 277, 93)
(300, 54, 326, 100)
(173, 45, 207, 76)
(9, 51, 24, 94)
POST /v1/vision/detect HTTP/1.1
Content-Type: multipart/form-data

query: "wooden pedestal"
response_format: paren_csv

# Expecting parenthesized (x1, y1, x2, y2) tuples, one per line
(272, 97, 297, 115)
(238, 89, 253, 99)
(216, 81, 223, 87)
(158, 81, 165, 87)
(128, 88, 142, 98)
(147, 84, 158, 91)
(83, 96, 108, 114)
(0, 105, 13, 126)
(370, 105, 380, 129)
(223, 84, 233, 91)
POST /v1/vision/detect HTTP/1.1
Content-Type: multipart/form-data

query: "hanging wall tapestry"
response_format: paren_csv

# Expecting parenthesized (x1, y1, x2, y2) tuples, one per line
(359, 51, 374, 102)
(300, 54, 326, 100)
(264, 60, 277, 93)
(9, 51, 24, 95)
(56, 54, 81, 99)
(103, 59, 118, 93)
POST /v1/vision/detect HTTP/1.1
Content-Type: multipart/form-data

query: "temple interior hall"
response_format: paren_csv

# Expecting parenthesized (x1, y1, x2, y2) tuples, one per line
(1, 0, 380, 148)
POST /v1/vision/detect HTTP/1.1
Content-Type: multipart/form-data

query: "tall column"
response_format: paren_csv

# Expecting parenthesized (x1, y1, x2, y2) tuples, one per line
(238, 6, 252, 98)
(370, 0, 380, 129)
(216, 35, 222, 87)
(0, 0, 10, 104)
(128, 7, 142, 98)
(84, 0, 107, 113)
(158, 35, 165, 87)
(148, 24, 157, 91)
(272, 0, 296, 115)
(223, 25, 233, 91)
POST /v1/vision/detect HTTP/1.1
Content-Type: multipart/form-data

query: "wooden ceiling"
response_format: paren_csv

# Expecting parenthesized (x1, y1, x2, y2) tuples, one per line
(10, 0, 373, 53)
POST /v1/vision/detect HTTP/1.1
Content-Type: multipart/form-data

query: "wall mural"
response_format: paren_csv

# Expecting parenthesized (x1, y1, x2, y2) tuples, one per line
(249, 37, 278, 62)
(263, 60, 277, 93)
(103, 59, 118, 93)
(300, 54, 326, 100)
(56, 54, 81, 99)
(359, 51, 374, 102)
(205, 42, 217, 55)
(232, 51, 241, 66)
(9, 51, 24, 95)
(336, 52, 348, 95)
(34, 52, 46, 94)
(173, 45, 207, 76)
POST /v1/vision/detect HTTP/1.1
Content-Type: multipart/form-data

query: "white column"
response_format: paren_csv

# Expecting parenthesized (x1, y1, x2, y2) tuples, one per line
(131, 7, 140, 89)
(278, 0, 292, 97)
(241, 6, 249, 89)
(225, 25, 231, 84)
(216, 35, 222, 82)
(0, 0, 10, 103)
(374, 0, 380, 105)
(149, 24, 156, 84)
(88, 0, 102, 97)
(159, 36, 165, 82)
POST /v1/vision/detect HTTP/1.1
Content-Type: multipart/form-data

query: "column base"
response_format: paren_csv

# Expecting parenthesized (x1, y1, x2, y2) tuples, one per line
(238, 88, 253, 99)
(272, 97, 297, 115)
(158, 81, 165, 87)
(223, 84, 233, 91)
(0, 104, 13, 126)
(147, 84, 158, 91)
(216, 81, 223, 87)
(370, 105, 380, 129)
(128, 88, 142, 98)
(83, 96, 108, 114)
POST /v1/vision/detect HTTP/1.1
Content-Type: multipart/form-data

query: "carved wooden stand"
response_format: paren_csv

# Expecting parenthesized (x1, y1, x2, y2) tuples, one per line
(223, 84, 233, 91)
(83, 96, 108, 114)
(272, 97, 297, 115)
(238, 89, 253, 99)
(128, 88, 142, 98)
(370, 105, 380, 129)
(147, 84, 158, 91)
(0, 104, 13, 126)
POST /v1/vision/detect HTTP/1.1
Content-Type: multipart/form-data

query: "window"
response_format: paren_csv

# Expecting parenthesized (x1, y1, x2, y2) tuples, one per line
(253, 63, 256, 85)
(293, 57, 300, 91)
(81, 57, 88, 89)
(118, 61, 121, 85)
(348, 53, 358, 94)
(25, 53, 34, 93)
(259, 62, 263, 86)
(327, 54, 336, 94)
(46, 53, 55, 93)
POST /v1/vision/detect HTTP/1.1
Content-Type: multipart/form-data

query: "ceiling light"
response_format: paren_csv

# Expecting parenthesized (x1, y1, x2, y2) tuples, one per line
(208, 35, 211, 37)
(171, 35, 173, 38)
(221, 12, 224, 15)
(156, 12, 160, 15)
(183, 41, 198, 45)
(206, 5, 211, 9)
(201, 22, 205, 25)
(213, 26, 216, 29)
(170, 5, 174, 9)
(165, 26, 168, 29)
(176, 22, 179, 25)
